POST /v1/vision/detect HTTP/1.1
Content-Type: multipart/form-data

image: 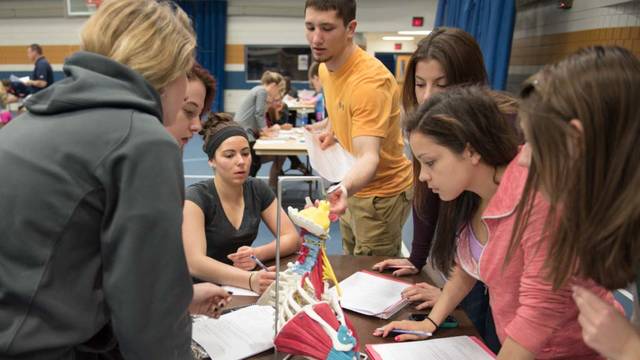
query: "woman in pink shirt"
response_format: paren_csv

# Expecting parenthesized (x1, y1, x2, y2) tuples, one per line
(517, 46, 640, 359)
(377, 86, 618, 359)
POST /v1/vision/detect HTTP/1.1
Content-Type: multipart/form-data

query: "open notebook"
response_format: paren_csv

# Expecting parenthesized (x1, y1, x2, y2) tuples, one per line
(191, 305, 274, 360)
(366, 336, 496, 360)
(334, 270, 412, 319)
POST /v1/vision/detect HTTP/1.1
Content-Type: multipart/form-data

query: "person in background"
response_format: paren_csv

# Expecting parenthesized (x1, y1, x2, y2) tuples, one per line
(1, 79, 30, 101)
(182, 113, 300, 294)
(266, 95, 291, 128)
(0, 82, 11, 128)
(265, 96, 309, 177)
(234, 70, 286, 183)
(302, 61, 325, 123)
(371, 28, 501, 351)
(234, 70, 285, 141)
(516, 46, 640, 360)
(304, 0, 413, 256)
(377, 86, 620, 359)
(25, 43, 54, 93)
(283, 75, 298, 99)
(0, 1, 228, 358)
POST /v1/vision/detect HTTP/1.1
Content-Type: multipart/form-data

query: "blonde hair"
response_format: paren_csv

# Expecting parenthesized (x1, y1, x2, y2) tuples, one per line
(80, 0, 196, 92)
(260, 70, 285, 96)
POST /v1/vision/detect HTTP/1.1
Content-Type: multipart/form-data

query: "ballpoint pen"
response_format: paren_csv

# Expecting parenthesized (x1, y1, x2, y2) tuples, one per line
(250, 255, 269, 271)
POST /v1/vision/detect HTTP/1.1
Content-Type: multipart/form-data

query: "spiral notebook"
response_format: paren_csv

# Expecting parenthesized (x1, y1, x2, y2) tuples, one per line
(334, 270, 411, 319)
(365, 336, 496, 360)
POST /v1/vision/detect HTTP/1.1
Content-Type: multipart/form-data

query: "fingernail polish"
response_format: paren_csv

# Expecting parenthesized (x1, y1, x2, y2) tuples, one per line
(394, 336, 400, 342)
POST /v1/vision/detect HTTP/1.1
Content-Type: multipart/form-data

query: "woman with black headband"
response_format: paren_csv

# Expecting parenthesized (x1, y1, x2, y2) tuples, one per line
(182, 113, 300, 294)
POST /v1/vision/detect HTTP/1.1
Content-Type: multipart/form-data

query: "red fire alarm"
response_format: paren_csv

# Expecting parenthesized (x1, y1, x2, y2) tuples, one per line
(412, 16, 424, 27)
(394, 43, 402, 50)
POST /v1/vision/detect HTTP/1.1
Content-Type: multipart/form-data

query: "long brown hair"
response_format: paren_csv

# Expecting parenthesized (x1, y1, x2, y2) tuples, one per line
(513, 46, 640, 289)
(266, 99, 285, 125)
(403, 28, 489, 221)
(404, 86, 519, 275)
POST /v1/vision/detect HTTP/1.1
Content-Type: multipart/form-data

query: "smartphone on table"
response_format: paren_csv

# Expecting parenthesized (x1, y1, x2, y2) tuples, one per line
(409, 313, 458, 328)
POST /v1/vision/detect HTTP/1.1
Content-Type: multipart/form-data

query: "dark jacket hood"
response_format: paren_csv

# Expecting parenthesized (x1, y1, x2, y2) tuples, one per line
(25, 51, 163, 122)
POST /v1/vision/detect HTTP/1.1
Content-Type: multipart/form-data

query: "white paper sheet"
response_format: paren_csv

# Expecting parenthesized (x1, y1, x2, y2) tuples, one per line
(333, 271, 410, 318)
(192, 305, 275, 360)
(303, 129, 355, 182)
(222, 285, 259, 297)
(255, 139, 288, 145)
(367, 336, 495, 360)
(9, 75, 30, 84)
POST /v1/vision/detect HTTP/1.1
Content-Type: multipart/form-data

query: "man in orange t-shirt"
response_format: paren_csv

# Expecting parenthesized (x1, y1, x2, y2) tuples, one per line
(304, 0, 413, 256)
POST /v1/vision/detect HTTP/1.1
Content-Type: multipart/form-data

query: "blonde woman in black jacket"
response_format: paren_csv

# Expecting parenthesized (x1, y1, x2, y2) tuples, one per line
(0, 1, 228, 359)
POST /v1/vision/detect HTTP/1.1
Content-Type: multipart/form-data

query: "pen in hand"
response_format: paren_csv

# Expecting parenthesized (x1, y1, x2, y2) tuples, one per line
(250, 255, 269, 271)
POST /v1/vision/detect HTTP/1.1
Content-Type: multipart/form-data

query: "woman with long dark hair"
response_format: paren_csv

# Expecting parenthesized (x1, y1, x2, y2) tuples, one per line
(377, 86, 619, 359)
(515, 46, 640, 359)
(372, 28, 504, 350)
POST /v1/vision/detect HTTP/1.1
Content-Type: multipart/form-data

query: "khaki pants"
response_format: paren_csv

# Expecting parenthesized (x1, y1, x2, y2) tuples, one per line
(340, 188, 413, 256)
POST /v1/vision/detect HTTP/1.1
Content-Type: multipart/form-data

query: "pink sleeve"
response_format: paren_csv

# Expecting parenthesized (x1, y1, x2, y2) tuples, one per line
(503, 197, 578, 354)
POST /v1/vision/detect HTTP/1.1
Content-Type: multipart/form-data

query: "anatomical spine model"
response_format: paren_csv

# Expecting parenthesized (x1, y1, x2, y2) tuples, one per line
(257, 199, 359, 360)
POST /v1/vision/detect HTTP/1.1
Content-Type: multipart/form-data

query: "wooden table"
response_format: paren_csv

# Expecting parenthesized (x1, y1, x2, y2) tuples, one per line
(252, 129, 314, 195)
(226, 255, 479, 359)
(253, 138, 307, 156)
(253, 129, 308, 157)
(287, 102, 315, 115)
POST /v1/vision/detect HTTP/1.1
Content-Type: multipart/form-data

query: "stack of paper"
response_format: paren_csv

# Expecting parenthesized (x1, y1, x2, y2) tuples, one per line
(366, 336, 495, 360)
(192, 305, 275, 360)
(221, 285, 259, 297)
(255, 139, 288, 145)
(335, 270, 411, 319)
(303, 129, 355, 182)
(9, 75, 30, 84)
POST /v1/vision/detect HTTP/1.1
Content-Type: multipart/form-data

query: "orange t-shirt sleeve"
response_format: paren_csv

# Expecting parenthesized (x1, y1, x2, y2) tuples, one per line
(350, 78, 393, 139)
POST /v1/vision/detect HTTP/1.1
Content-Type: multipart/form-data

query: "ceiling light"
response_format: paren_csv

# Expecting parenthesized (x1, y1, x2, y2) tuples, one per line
(398, 30, 431, 35)
(382, 36, 414, 41)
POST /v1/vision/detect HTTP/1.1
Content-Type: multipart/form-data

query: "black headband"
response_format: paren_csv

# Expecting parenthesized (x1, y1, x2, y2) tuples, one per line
(204, 126, 249, 159)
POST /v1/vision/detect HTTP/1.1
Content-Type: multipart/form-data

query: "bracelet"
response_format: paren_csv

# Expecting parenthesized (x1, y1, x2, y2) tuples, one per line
(425, 316, 439, 331)
(248, 272, 255, 292)
(327, 182, 348, 198)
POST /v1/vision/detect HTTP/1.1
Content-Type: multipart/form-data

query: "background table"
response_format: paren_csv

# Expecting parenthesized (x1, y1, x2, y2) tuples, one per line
(252, 130, 315, 195)
(253, 137, 307, 157)
(287, 102, 315, 115)
(224, 255, 479, 359)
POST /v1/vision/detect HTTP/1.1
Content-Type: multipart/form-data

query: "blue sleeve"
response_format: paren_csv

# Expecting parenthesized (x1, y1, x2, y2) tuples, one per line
(33, 61, 48, 81)
(315, 93, 325, 117)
